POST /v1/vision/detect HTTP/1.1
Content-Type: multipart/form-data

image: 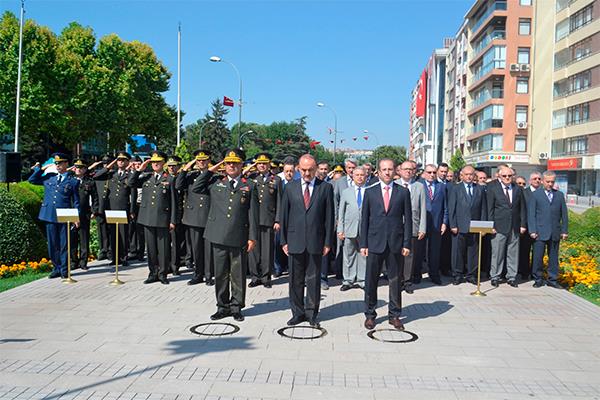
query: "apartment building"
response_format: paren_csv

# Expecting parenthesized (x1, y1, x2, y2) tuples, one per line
(532, 0, 600, 195)
(409, 43, 450, 166)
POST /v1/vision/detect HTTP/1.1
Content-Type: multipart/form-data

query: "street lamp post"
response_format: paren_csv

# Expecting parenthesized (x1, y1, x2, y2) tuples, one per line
(238, 130, 254, 148)
(14, 0, 25, 153)
(210, 56, 243, 147)
(198, 119, 216, 149)
(317, 102, 338, 164)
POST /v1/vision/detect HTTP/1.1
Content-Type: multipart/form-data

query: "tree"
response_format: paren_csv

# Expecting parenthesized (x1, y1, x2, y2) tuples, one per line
(175, 140, 192, 163)
(449, 149, 466, 172)
(184, 99, 231, 158)
(368, 145, 407, 166)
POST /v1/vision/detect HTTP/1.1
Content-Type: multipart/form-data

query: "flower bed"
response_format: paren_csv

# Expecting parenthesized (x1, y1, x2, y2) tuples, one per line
(558, 240, 600, 306)
(0, 259, 53, 279)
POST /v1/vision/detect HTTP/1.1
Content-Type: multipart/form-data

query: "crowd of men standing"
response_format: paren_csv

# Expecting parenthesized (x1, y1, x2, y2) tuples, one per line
(28, 149, 568, 331)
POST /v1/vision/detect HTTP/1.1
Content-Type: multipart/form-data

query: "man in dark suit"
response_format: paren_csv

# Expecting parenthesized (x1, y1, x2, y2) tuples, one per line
(528, 171, 568, 288)
(274, 157, 296, 277)
(91, 152, 134, 266)
(448, 165, 487, 285)
(167, 155, 186, 275)
(70, 159, 99, 271)
(177, 150, 217, 286)
(437, 163, 452, 277)
(129, 152, 179, 285)
(89, 155, 112, 261)
(280, 154, 334, 327)
(28, 153, 80, 279)
(127, 155, 145, 262)
(487, 165, 527, 287)
(519, 171, 542, 280)
(418, 164, 448, 285)
(360, 158, 412, 331)
(193, 149, 259, 322)
(248, 152, 281, 288)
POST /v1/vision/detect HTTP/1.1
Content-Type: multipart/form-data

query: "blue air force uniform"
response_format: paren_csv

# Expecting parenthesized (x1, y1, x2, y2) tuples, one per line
(28, 154, 80, 278)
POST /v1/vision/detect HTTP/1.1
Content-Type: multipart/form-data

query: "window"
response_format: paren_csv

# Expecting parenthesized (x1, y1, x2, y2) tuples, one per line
(552, 136, 588, 156)
(553, 109, 567, 129)
(516, 106, 528, 122)
(517, 48, 530, 64)
(470, 134, 503, 153)
(570, 69, 592, 93)
(519, 19, 531, 35)
(520, 0, 532, 5)
(572, 37, 593, 62)
(571, 4, 593, 32)
(555, 18, 569, 42)
(515, 137, 527, 152)
(517, 78, 529, 93)
(567, 102, 590, 125)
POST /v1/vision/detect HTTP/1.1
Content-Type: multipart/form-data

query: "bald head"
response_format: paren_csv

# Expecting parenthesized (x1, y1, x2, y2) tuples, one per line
(298, 154, 317, 183)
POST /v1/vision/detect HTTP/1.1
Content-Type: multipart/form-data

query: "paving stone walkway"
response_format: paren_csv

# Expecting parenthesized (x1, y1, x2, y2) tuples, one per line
(1, 259, 599, 399)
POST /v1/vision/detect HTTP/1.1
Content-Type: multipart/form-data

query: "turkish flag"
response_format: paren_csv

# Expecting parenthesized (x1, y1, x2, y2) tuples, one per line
(223, 96, 235, 107)
(415, 69, 427, 118)
(309, 141, 320, 149)
(352, 137, 357, 141)
(363, 136, 369, 140)
(275, 139, 283, 145)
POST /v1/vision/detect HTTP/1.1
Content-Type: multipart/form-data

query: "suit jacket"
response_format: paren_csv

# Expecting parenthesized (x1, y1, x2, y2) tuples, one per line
(487, 182, 526, 235)
(74, 175, 99, 221)
(527, 188, 568, 241)
(448, 182, 487, 234)
(193, 171, 258, 248)
(521, 186, 536, 230)
(280, 178, 334, 255)
(128, 171, 178, 228)
(93, 167, 133, 213)
(337, 186, 364, 238)
(28, 168, 80, 223)
(359, 182, 412, 253)
(252, 173, 281, 227)
(395, 179, 427, 236)
(275, 177, 293, 224)
(176, 170, 217, 228)
(421, 180, 449, 231)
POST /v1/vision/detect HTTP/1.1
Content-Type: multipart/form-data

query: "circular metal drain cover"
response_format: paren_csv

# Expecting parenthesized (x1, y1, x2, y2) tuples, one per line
(367, 329, 418, 343)
(190, 322, 240, 337)
(277, 325, 328, 340)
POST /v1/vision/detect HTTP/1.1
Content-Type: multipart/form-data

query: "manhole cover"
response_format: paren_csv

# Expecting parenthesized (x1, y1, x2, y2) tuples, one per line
(367, 329, 418, 343)
(277, 325, 328, 340)
(190, 323, 240, 336)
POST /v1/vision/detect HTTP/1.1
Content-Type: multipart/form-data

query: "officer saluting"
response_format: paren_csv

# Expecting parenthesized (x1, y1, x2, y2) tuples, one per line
(192, 148, 258, 322)
(248, 152, 281, 288)
(70, 159, 99, 271)
(176, 149, 218, 286)
(28, 153, 80, 279)
(129, 152, 178, 284)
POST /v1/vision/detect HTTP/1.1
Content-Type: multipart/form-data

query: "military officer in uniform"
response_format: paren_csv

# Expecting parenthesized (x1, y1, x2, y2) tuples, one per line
(69, 159, 99, 271)
(89, 155, 111, 260)
(192, 148, 258, 322)
(248, 152, 281, 288)
(91, 152, 133, 266)
(128, 155, 145, 261)
(166, 155, 186, 275)
(129, 152, 178, 284)
(177, 150, 218, 286)
(29, 153, 80, 279)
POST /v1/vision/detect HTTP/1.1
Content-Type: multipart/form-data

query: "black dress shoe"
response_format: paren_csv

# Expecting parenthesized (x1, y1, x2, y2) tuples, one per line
(97, 253, 107, 261)
(452, 278, 461, 286)
(120, 260, 129, 267)
(188, 277, 204, 285)
(533, 281, 544, 288)
(172, 270, 181, 276)
(248, 280, 261, 288)
(404, 285, 414, 294)
(364, 318, 376, 330)
(546, 281, 561, 288)
(431, 278, 442, 285)
(274, 271, 282, 278)
(263, 281, 272, 288)
(308, 318, 320, 328)
(210, 310, 231, 320)
(159, 277, 170, 285)
(412, 277, 422, 284)
(287, 315, 307, 326)
(466, 277, 477, 285)
(143, 277, 157, 284)
(232, 312, 244, 322)
(491, 279, 500, 287)
(340, 284, 351, 291)
(80, 265, 89, 271)
(508, 280, 518, 288)
(206, 278, 215, 286)
(48, 271, 61, 279)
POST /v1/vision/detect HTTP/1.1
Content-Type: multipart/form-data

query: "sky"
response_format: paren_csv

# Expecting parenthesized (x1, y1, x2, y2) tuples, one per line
(2, 0, 473, 151)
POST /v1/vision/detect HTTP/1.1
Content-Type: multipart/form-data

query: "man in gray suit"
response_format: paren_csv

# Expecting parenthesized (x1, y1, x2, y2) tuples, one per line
(528, 171, 568, 288)
(337, 166, 368, 290)
(395, 160, 426, 294)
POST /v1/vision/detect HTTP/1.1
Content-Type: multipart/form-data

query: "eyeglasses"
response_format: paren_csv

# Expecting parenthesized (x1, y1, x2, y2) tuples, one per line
(532, 177, 541, 180)
(500, 174, 514, 178)
(516, 182, 526, 186)
(424, 171, 436, 174)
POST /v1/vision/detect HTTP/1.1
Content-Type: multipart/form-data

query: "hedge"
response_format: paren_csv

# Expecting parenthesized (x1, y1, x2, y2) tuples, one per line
(0, 189, 47, 265)
(2, 183, 45, 232)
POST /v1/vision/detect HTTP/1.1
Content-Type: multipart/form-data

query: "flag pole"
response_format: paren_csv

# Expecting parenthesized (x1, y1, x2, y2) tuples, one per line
(14, 0, 25, 153)
(176, 22, 181, 147)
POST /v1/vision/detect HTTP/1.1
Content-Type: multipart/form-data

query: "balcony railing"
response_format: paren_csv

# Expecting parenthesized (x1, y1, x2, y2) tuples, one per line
(472, 60, 506, 84)
(554, 49, 596, 71)
(471, 1, 507, 34)
(473, 30, 506, 58)
(471, 88, 504, 108)
(471, 118, 503, 134)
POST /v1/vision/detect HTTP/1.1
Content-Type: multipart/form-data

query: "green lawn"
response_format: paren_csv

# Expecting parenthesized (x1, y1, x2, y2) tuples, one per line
(572, 284, 600, 307)
(0, 271, 48, 293)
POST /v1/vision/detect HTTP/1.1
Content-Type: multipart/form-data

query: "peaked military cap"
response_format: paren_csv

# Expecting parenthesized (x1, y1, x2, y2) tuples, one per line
(116, 151, 131, 160)
(73, 158, 87, 168)
(52, 153, 69, 163)
(254, 152, 272, 164)
(333, 164, 344, 173)
(131, 155, 142, 162)
(166, 155, 182, 166)
(193, 149, 211, 161)
(223, 148, 245, 163)
(149, 151, 167, 162)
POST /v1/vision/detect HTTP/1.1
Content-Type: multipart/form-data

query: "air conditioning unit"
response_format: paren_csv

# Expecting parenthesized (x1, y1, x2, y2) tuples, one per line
(509, 63, 520, 72)
(538, 152, 549, 160)
(517, 121, 528, 129)
(520, 64, 530, 72)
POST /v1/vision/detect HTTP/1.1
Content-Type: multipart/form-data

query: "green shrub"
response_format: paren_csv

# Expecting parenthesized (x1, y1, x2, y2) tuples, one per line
(569, 207, 600, 241)
(2, 183, 44, 231)
(15, 181, 44, 199)
(90, 218, 99, 258)
(0, 189, 47, 265)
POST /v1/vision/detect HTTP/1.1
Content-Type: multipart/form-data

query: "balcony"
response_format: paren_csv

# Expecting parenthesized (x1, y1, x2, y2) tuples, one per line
(471, 118, 503, 135)
(471, 60, 506, 88)
(471, 87, 504, 109)
(471, 1, 507, 36)
(472, 30, 506, 61)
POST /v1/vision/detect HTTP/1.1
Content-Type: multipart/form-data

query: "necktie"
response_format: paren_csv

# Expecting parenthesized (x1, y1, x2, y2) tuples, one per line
(427, 183, 433, 200)
(505, 185, 511, 205)
(357, 187, 362, 208)
(303, 183, 310, 209)
(547, 191, 553, 202)
(468, 184, 473, 198)
(230, 179, 236, 190)
(403, 183, 409, 188)
(57, 175, 63, 184)
(155, 173, 160, 183)
(383, 186, 390, 213)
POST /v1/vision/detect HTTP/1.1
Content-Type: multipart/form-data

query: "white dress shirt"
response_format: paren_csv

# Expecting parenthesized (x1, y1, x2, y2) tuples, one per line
(228, 175, 242, 189)
(302, 177, 316, 197)
(503, 183, 513, 203)
(379, 180, 393, 197)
